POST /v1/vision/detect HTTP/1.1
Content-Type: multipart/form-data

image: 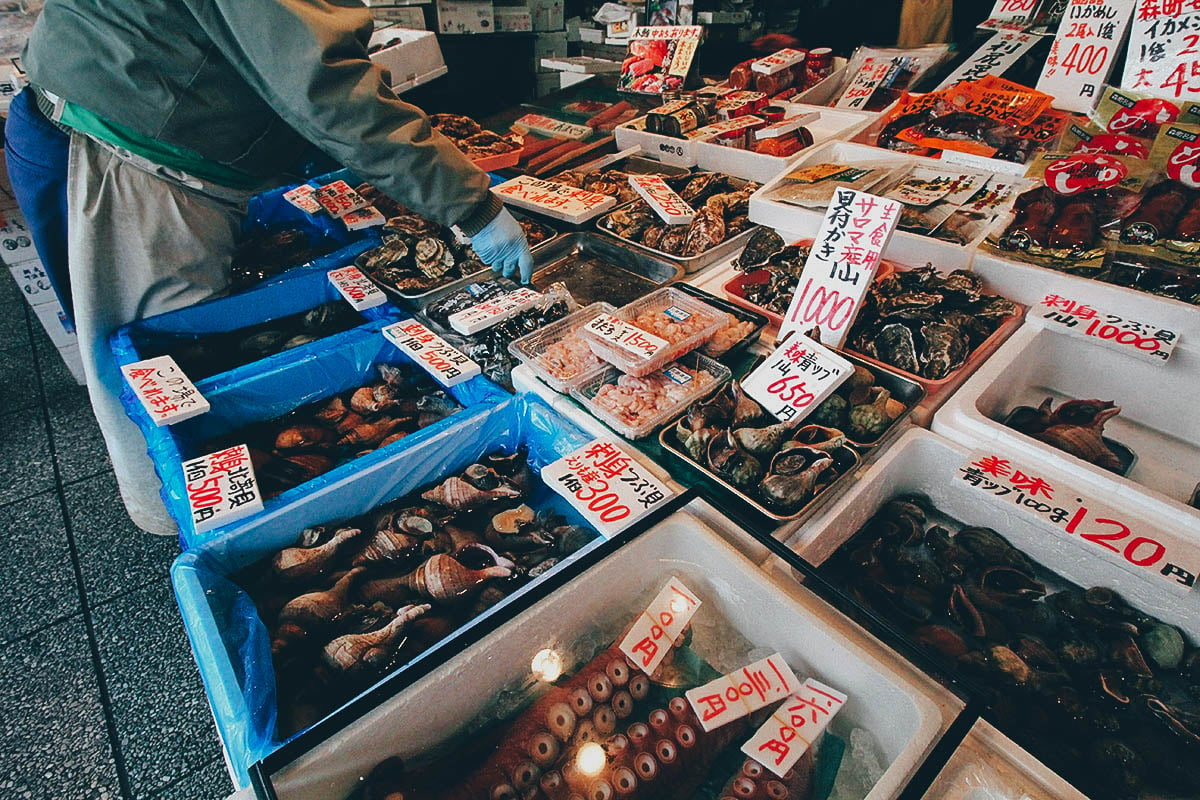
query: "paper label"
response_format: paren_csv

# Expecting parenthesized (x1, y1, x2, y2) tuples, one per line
(685, 655, 801, 732)
(1038, 0, 1136, 113)
(448, 287, 542, 335)
(513, 113, 592, 140)
(689, 115, 766, 140)
(619, 577, 702, 674)
(835, 57, 894, 110)
(584, 314, 670, 360)
(342, 205, 386, 231)
(120, 356, 210, 427)
(182, 444, 264, 534)
(628, 175, 695, 224)
(327, 265, 387, 311)
(541, 440, 674, 537)
(1037, 293, 1178, 362)
(382, 319, 482, 387)
(742, 334, 854, 423)
(778, 189, 903, 348)
(742, 680, 848, 778)
(979, 0, 1038, 30)
(1123, 1, 1200, 99)
(960, 450, 1200, 590)
(663, 305, 692, 321)
(938, 32, 1041, 89)
(313, 180, 369, 218)
(662, 365, 693, 384)
(283, 184, 323, 215)
(939, 147, 1031, 176)
(752, 48, 807, 75)
(493, 177, 618, 222)
(756, 113, 821, 140)
(0, 205, 37, 266)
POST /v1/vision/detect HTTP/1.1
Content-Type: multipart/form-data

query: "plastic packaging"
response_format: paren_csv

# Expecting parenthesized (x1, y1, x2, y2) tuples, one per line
(117, 326, 508, 548)
(580, 287, 729, 377)
(171, 395, 603, 786)
(570, 351, 731, 439)
(507, 302, 616, 392)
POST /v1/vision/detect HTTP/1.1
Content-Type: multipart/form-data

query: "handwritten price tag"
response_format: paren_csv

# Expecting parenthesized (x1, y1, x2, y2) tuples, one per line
(742, 334, 853, 423)
(619, 577, 702, 675)
(743, 679, 848, 778)
(182, 444, 264, 534)
(751, 48, 807, 75)
(960, 450, 1200, 591)
(1037, 294, 1178, 363)
(685, 655, 801, 732)
(513, 113, 592, 140)
(979, 0, 1037, 30)
(282, 184, 322, 215)
(342, 205, 386, 231)
(1123, 1, 1200, 99)
(313, 180, 370, 219)
(778, 190, 902, 348)
(541, 440, 674, 538)
(382, 319, 481, 387)
(583, 314, 670, 361)
(1037, 0, 1135, 113)
(121, 356, 210, 427)
(448, 287, 543, 335)
(327, 265, 387, 311)
(938, 32, 1041, 89)
(628, 175, 695, 225)
(493, 176, 618, 224)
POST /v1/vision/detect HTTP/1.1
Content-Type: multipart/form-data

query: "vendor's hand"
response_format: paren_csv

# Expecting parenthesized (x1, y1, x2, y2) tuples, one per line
(470, 209, 534, 284)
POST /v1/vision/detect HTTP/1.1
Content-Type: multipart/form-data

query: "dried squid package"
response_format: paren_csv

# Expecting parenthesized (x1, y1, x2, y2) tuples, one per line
(763, 161, 900, 209)
(931, 180, 1022, 246)
(984, 152, 1154, 274)
(880, 165, 991, 237)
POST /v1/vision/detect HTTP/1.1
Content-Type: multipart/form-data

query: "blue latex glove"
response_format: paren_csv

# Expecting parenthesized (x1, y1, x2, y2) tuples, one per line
(470, 208, 535, 284)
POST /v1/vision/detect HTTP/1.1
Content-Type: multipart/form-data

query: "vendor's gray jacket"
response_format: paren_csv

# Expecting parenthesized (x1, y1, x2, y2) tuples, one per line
(24, 0, 499, 233)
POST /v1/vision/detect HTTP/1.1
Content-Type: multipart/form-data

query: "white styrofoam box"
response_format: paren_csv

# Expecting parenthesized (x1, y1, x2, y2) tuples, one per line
(8, 259, 57, 307)
(920, 720, 1086, 800)
(0, 204, 40, 267)
(367, 27, 447, 91)
(790, 428, 1200, 632)
(528, 0, 564, 30)
(540, 55, 621, 73)
(559, 71, 592, 90)
(533, 30, 568, 71)
(792, 58, 849, 106)
(692, 104, 877, 183)
(266, 511, 950, 800)
(436, 0, 494, 33)
(578, 25, 604, 42)
(749, 140, 1001, 271)
(32, 299, 76, 350)
(613, 122, 697, 167)
(931, 321, 1200, 525)
(56, 341, 86, 385)
(604, 9, 640, 39)
(494, 5, 532, 31)
(973, 249, 1200, 344)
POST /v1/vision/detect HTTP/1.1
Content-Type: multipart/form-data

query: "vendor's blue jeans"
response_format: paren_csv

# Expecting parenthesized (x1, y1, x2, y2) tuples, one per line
(4, 87, 72, 322)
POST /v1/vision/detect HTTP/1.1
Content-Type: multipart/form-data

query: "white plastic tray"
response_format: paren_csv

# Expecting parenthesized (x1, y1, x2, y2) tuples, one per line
(972, 249, 1200, 344)
(748, 141, 1004, 271)
(613, 123, 698, 168)
(265, 510, 951, 800)
(931, 321, 1200, 526)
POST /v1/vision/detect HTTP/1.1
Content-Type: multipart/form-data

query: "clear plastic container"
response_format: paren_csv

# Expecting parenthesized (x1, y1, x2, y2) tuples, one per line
(507, 302, 616, 392)
(569, 351, 731, 439)
(579, 286, 730, 377)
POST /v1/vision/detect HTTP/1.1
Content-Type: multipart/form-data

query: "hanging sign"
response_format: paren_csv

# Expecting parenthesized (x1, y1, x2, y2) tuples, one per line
(1037, 0, 1136, 113)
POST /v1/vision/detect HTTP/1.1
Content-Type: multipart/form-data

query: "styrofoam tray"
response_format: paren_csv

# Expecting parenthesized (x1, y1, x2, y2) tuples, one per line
(692, 104, 877, 183)
(263, 511, 950, 800)
(920, 720, 1087, 800)
(613, 122, 698, 168)
(972, 249, 1200, 344)
(932, 321, 1200, 525)
(748, 141, 1005, 271)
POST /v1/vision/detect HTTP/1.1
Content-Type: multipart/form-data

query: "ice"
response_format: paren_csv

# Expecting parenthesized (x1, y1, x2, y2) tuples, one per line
(828, 727, 886, 800)
(687, 605, 756, 674)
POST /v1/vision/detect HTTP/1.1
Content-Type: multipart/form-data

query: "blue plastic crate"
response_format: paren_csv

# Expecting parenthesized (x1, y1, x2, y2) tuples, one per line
(170, 395, 602, 786)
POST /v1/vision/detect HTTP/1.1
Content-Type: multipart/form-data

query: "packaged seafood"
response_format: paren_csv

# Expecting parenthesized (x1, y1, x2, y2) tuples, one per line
(799, 429, 1200, 800)
(253, 513, 948, 800)
(832, 44, 952, 112)
(672, 284, 767, 360)
(508, 302, 618, 392)
(171, 397, 610, 781)
(571, 352, 731, 440)
(579, 287, 730, 378)
(529, 232, 683, 307)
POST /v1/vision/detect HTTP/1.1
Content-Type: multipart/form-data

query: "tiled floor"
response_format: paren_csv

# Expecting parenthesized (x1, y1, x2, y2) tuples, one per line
(0, 295, 233, 799)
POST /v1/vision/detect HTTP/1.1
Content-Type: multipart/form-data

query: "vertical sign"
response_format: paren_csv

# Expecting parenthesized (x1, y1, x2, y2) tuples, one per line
(183, 445, 264, 533)
(1037, 0, 1136, 112)
(1123, 0, 1200, 98)
(938, 32, 1042, 89)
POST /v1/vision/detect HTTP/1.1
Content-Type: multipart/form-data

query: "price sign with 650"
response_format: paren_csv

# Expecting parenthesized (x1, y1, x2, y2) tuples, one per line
(960, 451, 1200, 591)
(741, 334, 853, 423)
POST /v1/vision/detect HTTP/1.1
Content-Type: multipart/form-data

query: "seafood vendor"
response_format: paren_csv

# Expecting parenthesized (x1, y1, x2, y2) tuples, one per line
(20, 0, 534, 536)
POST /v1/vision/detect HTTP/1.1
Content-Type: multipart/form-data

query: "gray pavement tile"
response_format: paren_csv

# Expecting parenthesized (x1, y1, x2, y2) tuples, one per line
(0, 489, 77, 645)
(147, 758, 233, 800)
(0, 406, 56, 506)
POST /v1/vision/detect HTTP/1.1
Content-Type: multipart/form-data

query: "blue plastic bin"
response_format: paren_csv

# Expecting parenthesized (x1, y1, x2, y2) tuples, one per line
(171, 394, 602, 786)
(116, 325, 509, 548)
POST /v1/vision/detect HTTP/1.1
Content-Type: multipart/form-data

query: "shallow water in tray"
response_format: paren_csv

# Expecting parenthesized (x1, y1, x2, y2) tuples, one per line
(532, 254, 661, 306)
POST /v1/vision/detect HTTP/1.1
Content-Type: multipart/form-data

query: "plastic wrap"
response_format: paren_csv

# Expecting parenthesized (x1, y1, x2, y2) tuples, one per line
(171, 394, 600, 786)
(116, 325, 508, 548)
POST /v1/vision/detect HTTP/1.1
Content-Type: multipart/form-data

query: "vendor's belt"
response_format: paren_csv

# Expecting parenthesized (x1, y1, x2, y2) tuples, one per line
(31, 85, 71, 136)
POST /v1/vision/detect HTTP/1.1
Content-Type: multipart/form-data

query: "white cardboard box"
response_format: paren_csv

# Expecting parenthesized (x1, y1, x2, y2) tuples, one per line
(578, 26, 604, 43)
(605, 9, 640, 39)
(7, 260, 57, 307)
(367, 27, 447, 91)
(32, 298, 76, 350)
(529, 0, 565, 30)
(436, 0, 494, 33)
(493, 5, 532, 31)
